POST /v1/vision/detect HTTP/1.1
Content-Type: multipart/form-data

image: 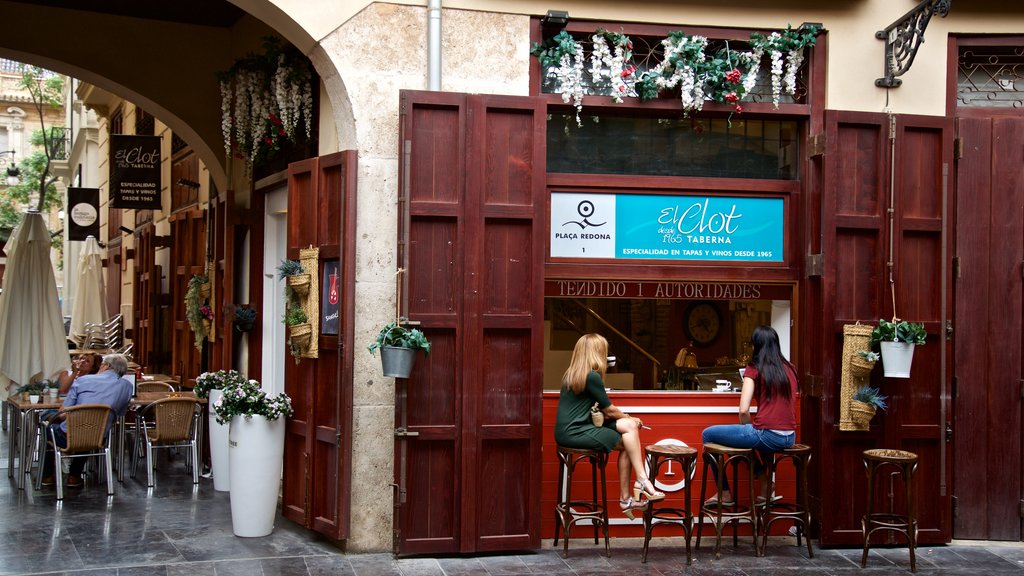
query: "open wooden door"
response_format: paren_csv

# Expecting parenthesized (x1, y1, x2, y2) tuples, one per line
(953, 114, 1024, 540)
(280, 151, 357, 541)
(395, 90, 545, 554)
(815, 110, 953, 545)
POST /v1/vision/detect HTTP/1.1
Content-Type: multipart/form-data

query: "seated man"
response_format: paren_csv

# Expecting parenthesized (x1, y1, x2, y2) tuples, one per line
(41, 353, 134, 488)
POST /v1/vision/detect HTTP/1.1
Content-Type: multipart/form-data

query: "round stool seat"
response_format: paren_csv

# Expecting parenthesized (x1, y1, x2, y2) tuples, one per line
(783, 443, 812, 455)
(703, 442, 754, 456)
(646, 444, 697, 458)
(863, 448, 917, 463)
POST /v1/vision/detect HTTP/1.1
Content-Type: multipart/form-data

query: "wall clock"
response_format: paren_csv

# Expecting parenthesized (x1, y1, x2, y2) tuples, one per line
(685, 301, 721, 346)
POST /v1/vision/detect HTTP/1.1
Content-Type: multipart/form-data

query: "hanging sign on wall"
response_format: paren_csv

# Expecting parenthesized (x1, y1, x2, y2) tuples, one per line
(550, 192, 784, 262)
(109, 134, 162, 209)
(66, 187, 100, 241)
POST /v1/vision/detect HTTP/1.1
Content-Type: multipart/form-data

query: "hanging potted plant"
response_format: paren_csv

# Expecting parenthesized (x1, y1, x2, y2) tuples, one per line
(232, 306, 258, 332)
(276, 259, 311, 297)
(849, 350, 880, 381)
(870, 318, 926, 378)
(368, 322, 431, 378)
(277, 259, 312, 362)
(850, 385, 888, 430)
(185, 274, 211, 350)
(212, 376, 293, 537)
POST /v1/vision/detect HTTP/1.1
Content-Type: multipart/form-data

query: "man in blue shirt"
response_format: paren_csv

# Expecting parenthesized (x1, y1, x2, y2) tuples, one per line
(41, 353, 134, 488)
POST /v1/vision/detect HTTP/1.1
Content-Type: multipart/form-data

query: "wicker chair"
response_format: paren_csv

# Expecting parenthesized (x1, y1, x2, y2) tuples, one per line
(130, 397, 200, 487)
(136, 382, 175, 393)
(38, 404, 115, 500)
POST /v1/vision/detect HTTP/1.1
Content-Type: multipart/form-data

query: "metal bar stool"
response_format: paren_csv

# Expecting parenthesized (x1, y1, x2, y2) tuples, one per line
(641, 444, 698, 565)
(759, 443, 813, 557)
(696, 442, 760, 558)
(553, 445, 610, 558)
(861, 448, 918, 572)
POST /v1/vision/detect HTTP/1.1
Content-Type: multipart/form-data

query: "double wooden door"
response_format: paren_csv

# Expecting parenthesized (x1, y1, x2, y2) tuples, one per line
(394, 90, 546, 554)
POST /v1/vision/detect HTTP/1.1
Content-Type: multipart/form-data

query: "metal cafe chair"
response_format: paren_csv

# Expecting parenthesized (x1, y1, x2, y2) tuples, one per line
(36, 404, 115, 500)
(130, 397, 201, 487)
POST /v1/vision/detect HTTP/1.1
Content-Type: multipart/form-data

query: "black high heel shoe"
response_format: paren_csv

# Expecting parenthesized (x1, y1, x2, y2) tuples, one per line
(633, 477, 665, 502)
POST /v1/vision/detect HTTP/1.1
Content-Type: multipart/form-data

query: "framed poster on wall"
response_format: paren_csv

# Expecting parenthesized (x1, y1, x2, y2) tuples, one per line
(321, 260, 340, 335)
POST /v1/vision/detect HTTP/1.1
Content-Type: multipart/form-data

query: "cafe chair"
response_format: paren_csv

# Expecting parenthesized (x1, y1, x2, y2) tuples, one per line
(136, 381, 175, 393)
(38, 404, 115, 500)
(131, 397, 201, 487)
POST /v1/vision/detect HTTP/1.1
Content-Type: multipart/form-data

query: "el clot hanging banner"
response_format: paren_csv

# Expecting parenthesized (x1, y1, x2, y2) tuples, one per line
(66, 187, 100, 241)
(109, 134, 162, 209)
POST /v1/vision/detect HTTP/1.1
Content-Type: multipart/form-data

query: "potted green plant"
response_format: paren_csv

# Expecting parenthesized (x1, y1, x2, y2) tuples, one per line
(870, 318, 926, 378)
(850, 385, 888, 430)
(368, 322, 431, 378)
(284, 305, 310, 363)
(185, 274, 210, 351)
(276, 259, 310, 297)
(849, 350, 880, 381)
(16, 381, 47, 403)
(233, 306, 258, 332)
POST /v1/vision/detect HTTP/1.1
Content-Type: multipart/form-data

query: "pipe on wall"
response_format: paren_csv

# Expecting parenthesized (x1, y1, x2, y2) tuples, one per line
(428, 0, 441, 91)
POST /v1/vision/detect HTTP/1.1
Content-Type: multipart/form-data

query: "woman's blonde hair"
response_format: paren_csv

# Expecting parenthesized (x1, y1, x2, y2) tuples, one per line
(562, 333, 608, 394)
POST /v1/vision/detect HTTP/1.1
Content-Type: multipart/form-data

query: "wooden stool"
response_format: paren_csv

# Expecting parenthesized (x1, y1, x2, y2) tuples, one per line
(759, 443, 813, 557)
(696, 443, 760, 558)
(861, 449, 918, 572)
(641, 444, 698, 565)
(553, 445, 610, 558)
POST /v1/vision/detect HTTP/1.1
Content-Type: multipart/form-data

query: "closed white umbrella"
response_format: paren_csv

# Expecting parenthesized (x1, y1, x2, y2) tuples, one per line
(0, 211, 69, 390)
(68, 235, 108, 343)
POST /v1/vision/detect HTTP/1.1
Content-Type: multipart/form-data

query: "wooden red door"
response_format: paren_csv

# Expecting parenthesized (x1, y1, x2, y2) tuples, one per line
(396, 90, 545, 554)
(280, 152, 357, 541)
(953, 114, 1024, 540)
(814, 110, 953, 545)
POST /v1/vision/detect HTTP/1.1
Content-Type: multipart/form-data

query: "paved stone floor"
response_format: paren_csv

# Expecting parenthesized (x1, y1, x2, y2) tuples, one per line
(2, 420, 1023, 575)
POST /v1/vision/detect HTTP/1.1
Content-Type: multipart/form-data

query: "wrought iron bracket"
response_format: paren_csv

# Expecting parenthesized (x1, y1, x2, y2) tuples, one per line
(875, 0, 951, 88)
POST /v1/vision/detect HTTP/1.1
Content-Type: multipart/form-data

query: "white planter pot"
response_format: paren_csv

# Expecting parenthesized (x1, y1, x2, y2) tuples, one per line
(229, 414, 285, 537)
(208, 389, 230, 492)
(29, 395, 39, 404)
(880, 341, 915, 378)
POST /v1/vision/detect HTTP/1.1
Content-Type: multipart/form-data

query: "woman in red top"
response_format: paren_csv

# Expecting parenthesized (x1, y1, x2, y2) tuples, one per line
(700, 325, 797, 507)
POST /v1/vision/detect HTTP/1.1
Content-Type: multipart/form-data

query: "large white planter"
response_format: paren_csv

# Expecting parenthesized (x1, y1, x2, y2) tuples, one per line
(229, 414, 285, 537)
(880, 341, 915, 378)
(207, 389, 230, 492)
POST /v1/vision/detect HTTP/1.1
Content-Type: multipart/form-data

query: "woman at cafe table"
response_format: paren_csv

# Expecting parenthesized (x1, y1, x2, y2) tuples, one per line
(55, 352, 102, 395)
(700, 325, 797, 507)
(40, 353, 134, 488)
(554, 333, 664, 519)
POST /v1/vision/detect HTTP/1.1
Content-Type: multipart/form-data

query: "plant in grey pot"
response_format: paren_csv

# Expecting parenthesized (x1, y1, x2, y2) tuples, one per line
(850, 385, 888, 430)
(870, 318, 926, 378)
(368, 322, 431, 378)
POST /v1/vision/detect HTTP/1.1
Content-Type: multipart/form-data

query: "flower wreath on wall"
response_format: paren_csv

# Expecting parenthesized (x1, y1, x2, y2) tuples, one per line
(218, 37, 314, 175)
(531, 24, 820, 126)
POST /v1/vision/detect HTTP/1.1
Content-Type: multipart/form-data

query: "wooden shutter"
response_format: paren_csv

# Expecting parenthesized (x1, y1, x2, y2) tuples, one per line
(396, 90, 545, 554)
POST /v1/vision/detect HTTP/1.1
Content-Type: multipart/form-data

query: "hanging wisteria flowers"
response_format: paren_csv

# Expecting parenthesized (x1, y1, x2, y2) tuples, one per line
(218, 37, 314, 174)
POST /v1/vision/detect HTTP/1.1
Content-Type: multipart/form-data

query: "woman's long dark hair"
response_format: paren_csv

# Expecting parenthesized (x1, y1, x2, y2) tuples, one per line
(750, 325, 795, 401)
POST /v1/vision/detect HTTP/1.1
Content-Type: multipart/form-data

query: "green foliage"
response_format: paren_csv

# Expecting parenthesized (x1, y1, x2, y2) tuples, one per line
(857, 350, 881, 362)
(275, 259, 303, 279)
(852, 385, 888, 412)
(368, 322, 431, 356)
(185, 274, 209, 350)
(212, 376, 293, 425)
(870, 318, 927, 346)
(16, 381, 47, 395)
(284, 305, 308, 326)
(530, 30, 580, 67)
(193, 369, 247, 399)
(749, 24, 820, 54)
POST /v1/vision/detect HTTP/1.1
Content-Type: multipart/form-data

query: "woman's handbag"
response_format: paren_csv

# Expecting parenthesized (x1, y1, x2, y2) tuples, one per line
(590, 402, 605, 427)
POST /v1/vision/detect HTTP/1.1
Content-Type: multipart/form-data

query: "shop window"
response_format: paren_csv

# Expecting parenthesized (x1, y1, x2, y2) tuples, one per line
(547, 114, 799, 179)
(109, 105, 123, 136)
(958, 45, 1024, 107)
(135, 108, 155, 136)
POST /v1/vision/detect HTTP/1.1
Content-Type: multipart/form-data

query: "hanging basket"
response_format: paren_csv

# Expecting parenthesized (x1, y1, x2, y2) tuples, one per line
(287, 273, 311, 298)
(880, 341, 915, 378)
(380, 346, 418, 378)
(849, 354, 876, 381)
(199, 282, 212, 299)
(288, 322, 313, 351)
(849, 400, 877, 429)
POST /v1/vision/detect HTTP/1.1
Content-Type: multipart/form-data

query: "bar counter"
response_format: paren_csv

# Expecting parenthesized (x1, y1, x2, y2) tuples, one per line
(542, 390, 803, 539)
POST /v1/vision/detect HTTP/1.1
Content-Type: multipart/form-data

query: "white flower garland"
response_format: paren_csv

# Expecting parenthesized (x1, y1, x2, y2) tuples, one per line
(649, 34, 708, 114)
(784, 49, 804, 97)
(550, 39, 585, 126)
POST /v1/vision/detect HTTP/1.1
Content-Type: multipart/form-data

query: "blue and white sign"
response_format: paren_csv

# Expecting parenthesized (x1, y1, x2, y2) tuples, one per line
(550, 193, 784, 262)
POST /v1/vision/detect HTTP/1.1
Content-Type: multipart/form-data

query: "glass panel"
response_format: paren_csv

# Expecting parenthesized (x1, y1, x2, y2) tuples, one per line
(547, 114, 799, 179)
(958, 45, 1024, 108)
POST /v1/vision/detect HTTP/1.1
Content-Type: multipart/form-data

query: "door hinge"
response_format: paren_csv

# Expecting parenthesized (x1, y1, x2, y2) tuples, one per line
(945, 422, 953, 443)
(952, 256, 960, 280)
(952, 495, 958, 519)
(953, 137, 964, 160)
(946, 320, 953, 341)
(806, 253, 823, 278)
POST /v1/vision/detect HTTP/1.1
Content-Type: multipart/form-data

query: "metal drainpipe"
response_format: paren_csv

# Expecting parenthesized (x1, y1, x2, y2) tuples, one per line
(428, 0, 441, 91)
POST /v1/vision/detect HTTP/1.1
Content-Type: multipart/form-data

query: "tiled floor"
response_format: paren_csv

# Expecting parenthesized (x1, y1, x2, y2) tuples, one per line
(2, 420, 1024, 575)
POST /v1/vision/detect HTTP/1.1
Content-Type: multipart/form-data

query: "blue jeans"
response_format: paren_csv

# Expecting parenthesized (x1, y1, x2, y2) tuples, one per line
(41, 423, 86, 477)
(701, 424, 795, 492)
